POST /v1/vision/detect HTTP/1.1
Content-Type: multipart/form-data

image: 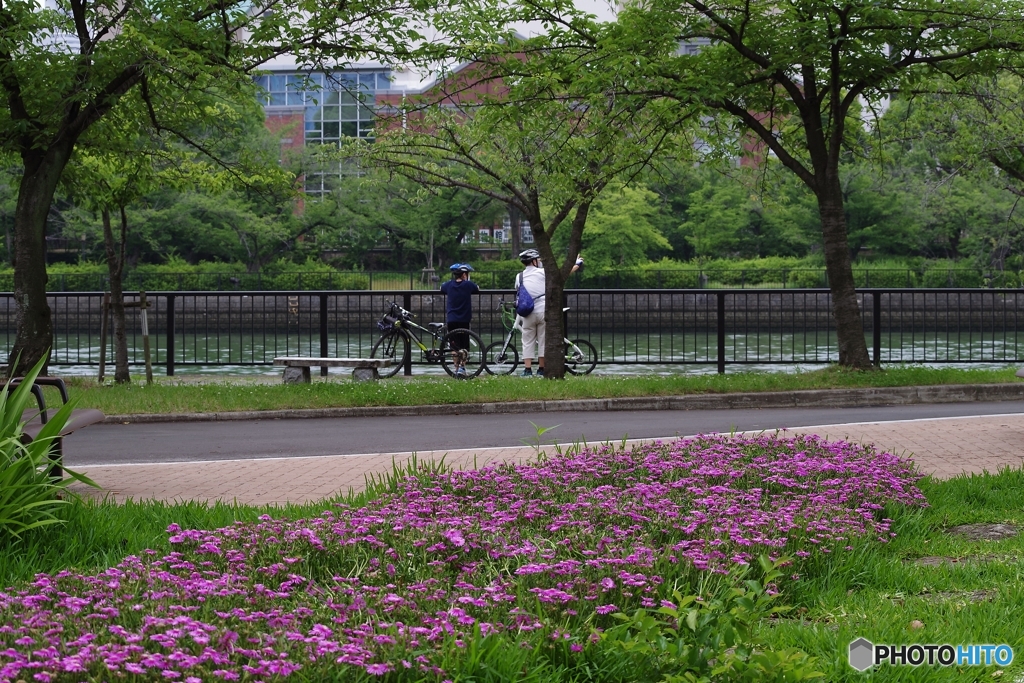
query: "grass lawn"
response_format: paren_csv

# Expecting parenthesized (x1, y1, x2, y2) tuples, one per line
(59, 365, 1023, 416)
(1, 435, 1022, 681)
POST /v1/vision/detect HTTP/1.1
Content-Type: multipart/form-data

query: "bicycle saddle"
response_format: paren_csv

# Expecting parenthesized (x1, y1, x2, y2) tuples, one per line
(428, 322, 446, 331)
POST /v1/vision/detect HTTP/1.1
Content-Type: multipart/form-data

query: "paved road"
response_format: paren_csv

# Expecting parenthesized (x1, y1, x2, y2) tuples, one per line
(67, 400, 1024, 466)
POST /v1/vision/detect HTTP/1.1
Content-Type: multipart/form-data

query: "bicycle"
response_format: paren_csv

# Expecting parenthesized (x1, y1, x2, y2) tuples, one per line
(371, 301, 485, 378)
(484, 300, 597, 375)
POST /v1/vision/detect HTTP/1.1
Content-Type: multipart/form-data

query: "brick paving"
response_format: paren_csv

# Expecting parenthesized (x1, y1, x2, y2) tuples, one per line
(67, 412, 1024, 506)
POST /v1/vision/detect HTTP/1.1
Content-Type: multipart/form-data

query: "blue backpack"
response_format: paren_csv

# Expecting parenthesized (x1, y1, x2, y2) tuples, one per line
(515, 275, 535, 317)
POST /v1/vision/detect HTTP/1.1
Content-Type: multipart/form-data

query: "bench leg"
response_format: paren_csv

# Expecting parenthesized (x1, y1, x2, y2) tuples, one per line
(351, 367, 379, 382)
(283, 366, 311, 384)
(49, 438, 63, 482)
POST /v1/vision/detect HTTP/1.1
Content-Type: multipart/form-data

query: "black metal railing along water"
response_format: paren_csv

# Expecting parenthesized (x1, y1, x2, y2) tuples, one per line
(0, 289, 1021, 374)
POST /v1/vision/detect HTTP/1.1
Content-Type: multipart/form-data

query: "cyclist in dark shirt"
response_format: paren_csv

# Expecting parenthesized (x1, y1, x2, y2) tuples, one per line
(440, 263, 480, 377)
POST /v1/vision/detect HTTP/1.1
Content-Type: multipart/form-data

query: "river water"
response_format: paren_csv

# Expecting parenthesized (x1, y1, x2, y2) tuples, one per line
(45, 330, 1024, 378)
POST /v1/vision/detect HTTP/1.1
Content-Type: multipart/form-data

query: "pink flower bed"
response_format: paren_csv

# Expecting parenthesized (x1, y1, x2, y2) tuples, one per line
(0, 434, 925, 681)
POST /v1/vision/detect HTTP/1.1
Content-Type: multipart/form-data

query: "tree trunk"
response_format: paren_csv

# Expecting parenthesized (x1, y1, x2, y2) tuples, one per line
(102, 208, 131, 384)
(535, 229, 567, 379)
(818, 178, 873, 369)
(529, 200, 591, 380)
(7, 146, 74, 377)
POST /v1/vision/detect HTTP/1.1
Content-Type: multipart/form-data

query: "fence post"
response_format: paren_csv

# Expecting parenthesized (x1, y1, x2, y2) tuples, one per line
(140, 291, 153, 385)
(403, 291, 413, 376)
(98, 292, 109, 382)
(320, 293, 329, 377)
(872, 291, 881, 367)
(717, 291, 726, 374)
(166, 294, 176, 376)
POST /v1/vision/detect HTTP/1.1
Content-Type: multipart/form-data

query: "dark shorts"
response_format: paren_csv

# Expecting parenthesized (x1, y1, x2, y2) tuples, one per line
(447, 321, 471, 351)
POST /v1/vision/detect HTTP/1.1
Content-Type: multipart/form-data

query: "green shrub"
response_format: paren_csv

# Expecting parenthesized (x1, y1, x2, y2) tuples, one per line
(787, 269, 826, 288)
(473, 259, 522, 289)
(0, 357, 97, 538)
(603, 556, 824, 683)
(639, 259, 701, 288)
(704, 256, 810, 285)
(921, 268, 984, 288)
(852, 268, 918, 288)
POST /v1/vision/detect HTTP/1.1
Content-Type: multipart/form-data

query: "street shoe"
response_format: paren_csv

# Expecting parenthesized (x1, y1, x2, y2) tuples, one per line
(521, 368, 533, 377)
(537, 368, 545, 377)
(456, 366, 467, 378)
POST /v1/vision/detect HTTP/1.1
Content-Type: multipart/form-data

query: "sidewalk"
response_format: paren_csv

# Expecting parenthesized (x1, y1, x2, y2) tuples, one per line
(68, 413, 1024, 506)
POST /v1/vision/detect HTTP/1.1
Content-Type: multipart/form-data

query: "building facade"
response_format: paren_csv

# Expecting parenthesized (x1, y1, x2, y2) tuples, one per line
(256, 61, 532, 250)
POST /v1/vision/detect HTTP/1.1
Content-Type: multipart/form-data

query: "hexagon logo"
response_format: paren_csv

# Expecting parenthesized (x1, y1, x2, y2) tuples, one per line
(849, 637, 875, 671)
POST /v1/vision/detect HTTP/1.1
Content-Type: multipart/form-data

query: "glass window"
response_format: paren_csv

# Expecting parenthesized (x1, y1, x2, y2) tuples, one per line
(340, 104, 356, 120)
(305, 121, 320, 131)
(286, 75, 303, 91)
(309, 73, 324, 87)
(341, 121, 357, 137)
(287, 91, 304, 106)
(270, 75, 286, 92)
(376, 73, 391, 89)
(326, 92, 339, 105)
(254, 76, 269, 90)
(359, 73, 376, 89)
(305, 105, 319, 122)
(359, 120, 375, 137)
(323, 122, 339, 138)
(322, 106, 338, 121)
(340, 92, 356, 105)
(270, 92, 286, 106)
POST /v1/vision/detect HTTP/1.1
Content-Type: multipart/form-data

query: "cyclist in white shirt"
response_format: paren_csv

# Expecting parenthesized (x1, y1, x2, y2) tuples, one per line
(515, 249, 583, 377)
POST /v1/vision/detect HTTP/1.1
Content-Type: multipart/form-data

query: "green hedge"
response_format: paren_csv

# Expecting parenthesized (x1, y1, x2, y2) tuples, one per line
(0, 257, 1015, 291)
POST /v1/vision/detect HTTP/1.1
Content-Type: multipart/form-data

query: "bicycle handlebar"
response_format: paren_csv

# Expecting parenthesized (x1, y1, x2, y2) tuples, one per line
(387, 301, 413, 318)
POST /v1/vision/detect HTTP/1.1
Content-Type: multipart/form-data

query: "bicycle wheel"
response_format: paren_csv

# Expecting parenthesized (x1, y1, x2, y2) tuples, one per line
(484, 340, 519, 375)
(370, 329, 409, 378)
(565, 338, 597, 375)
(441, 328, 486, 378)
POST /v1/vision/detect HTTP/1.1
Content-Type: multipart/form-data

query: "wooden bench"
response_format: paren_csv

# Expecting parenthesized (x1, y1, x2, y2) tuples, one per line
(273, 357, 392, 383)
(12, 377, 106, 479)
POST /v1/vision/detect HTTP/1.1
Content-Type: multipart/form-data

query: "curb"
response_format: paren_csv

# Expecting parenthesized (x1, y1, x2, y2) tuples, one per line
(103, 382, 1024, 424)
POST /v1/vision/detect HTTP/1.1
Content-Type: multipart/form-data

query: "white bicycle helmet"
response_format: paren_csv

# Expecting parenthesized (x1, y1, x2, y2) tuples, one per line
(519, 249, 541, 264)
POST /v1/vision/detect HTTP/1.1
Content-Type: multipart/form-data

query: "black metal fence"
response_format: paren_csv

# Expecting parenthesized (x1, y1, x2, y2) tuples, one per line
(1, 289, 1022, 374)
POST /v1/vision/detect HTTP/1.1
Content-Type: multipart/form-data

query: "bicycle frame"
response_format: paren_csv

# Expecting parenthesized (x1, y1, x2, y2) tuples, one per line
(495, 300, 575, 352)
(374, 301, 487, 379)
(383, 304, 447, 356)
(494, 302, 522, 357)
